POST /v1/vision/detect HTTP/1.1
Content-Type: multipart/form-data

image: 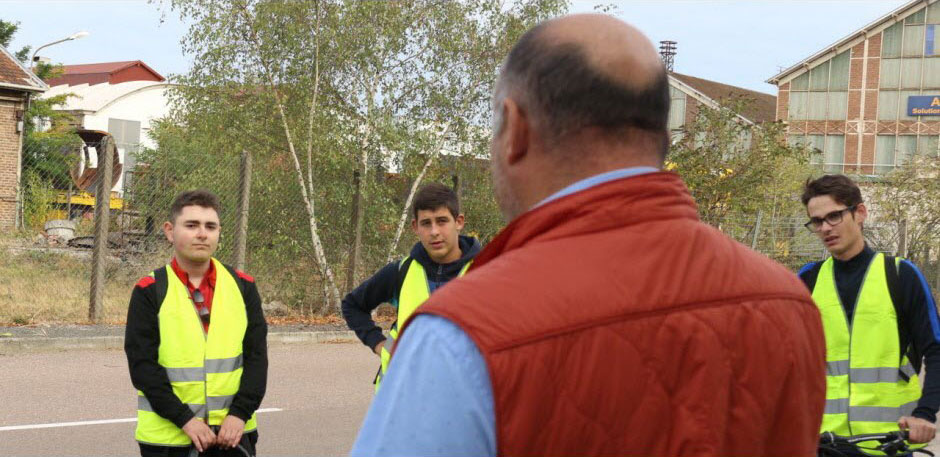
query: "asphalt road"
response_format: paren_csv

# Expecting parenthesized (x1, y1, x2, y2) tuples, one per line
(4, 340, 940, 456)
(0, 341, 377, 456)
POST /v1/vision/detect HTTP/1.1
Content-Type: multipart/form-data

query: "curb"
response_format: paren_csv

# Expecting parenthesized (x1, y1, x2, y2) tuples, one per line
(0, 330, 357, 353)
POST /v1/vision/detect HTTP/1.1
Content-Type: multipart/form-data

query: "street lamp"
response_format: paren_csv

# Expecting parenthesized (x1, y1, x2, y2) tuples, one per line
(31, 31, 90, 65)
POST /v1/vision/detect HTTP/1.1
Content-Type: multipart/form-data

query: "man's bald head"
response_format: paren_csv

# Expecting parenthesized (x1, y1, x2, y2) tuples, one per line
(493, 14, 670, 159)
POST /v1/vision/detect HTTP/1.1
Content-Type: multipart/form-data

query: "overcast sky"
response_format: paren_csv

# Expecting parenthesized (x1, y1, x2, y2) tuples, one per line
(2, 0, 913, 94)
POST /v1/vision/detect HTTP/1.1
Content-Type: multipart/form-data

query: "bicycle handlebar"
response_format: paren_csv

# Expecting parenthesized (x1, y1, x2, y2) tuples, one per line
(820, 430, 910, 445)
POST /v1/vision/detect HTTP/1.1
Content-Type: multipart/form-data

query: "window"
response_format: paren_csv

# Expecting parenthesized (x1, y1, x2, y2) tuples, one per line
(901, 58, 923, 88)
(809, 61, 830, 91)
(904, 25, 926, 56)
(906, 9, 926, 25)
(881, 58, 901, 89)
(808, 93, 827, 119)
(919, 135, 940, 157)
(828, 92, 848, 120)
(897, 135, 917, 165)
(789, 92, 808, 120)
(883, 22, 903, 58)
(829, 51, 850, 90)
(824, 135, 845, 173)
(875, 135, 897, 174)
(791, 72, 809, 91)
(668, 87, 687, 131)
(878, 91, 900, 120)
(924, 58, 940, 87)
(928, 2, 940, 23)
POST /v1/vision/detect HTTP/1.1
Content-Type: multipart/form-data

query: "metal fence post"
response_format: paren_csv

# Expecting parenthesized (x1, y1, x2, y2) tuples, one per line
(751, 210, 763, 250)
(89, 135, 115, 323)
(233, 150, 252, 271)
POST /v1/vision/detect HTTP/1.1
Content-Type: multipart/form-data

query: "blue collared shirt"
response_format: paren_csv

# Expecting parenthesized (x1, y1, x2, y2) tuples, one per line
(350, 167, 659, 457)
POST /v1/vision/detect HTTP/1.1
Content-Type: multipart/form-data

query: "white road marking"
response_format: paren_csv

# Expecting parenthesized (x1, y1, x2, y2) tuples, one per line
(0, 408, 284, 432)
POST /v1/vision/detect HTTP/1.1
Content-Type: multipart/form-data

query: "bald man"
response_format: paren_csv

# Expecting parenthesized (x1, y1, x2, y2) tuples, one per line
(351, 14, 826, 457)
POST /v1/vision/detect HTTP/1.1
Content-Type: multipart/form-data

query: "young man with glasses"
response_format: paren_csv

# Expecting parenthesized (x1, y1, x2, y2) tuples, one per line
(125, 190, 268, 456)
(799, 174, 940, 447)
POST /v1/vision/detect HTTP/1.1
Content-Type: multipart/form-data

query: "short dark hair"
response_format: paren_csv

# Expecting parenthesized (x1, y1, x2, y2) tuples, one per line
(169, 189, 221, 223)
(801, 174, 864, 207)
(412, 183, 459, 220)
(494, 23, 670, 157)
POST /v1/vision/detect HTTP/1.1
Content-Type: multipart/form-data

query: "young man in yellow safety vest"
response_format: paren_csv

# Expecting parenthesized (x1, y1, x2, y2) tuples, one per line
(341, 183, 480, 391)
(125, 189, 268, 456)
(800, 174, 939, 446)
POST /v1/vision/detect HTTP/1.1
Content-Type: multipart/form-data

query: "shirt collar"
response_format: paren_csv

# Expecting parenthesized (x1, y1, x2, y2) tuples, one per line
(170, 257, 216, 289)
(533, 166, 660, 209)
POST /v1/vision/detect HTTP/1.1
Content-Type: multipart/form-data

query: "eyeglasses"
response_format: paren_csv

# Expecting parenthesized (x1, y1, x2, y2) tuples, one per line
(193, 289, 209, 324)
(804, 205, 857, 232)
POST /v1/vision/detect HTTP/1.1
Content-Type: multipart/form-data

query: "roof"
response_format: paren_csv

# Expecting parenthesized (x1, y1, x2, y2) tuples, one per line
(768, 0, 924, 84)
(0, 45, 48, 92)
(670, 72, 777, 123)
(46, 60, 165, 86)
(42, 80, 173, 113)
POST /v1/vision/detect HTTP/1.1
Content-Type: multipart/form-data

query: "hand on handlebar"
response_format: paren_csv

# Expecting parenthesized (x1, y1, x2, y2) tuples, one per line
(899, 416, 937, 444)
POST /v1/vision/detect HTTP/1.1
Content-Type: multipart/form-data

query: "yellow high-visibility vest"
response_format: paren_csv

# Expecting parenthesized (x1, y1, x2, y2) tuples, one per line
(813, 253, 921, 437)
(135, 258, 258, 447)
(375, 258, 471, 391)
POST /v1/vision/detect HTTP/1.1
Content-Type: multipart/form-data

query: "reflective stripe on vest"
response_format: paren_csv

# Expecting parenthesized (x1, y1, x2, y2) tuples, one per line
(813, 253, 921, 437)
(135, 259, 258, 446)
(375, 259, 471, 392)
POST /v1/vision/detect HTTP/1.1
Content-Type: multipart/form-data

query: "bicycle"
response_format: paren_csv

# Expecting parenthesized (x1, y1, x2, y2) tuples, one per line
(818, 430, 935, 457)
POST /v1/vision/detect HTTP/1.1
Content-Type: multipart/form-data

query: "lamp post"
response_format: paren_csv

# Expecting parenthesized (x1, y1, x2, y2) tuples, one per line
(31, 31, 89, 66)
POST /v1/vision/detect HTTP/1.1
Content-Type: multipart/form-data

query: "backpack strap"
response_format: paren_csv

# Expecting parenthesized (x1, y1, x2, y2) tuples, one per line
(884, 254, 917, 379)
(153, 266, 169, 308)
(798, 261, 824, 293)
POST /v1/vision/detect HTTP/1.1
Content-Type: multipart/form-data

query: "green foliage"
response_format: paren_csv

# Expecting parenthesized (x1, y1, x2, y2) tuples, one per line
(22, 170, 57, 230)
(868, 154, 940, 276)
(668, 97, 820, 269)
(0, 19, 30, 62)
(147, 0, 567, 313)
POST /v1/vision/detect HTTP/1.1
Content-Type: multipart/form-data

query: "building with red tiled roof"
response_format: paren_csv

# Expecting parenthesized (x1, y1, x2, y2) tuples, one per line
(670, 72, 778, 125)
(0, 45, 48, 230)
(46, 60, 165, 87)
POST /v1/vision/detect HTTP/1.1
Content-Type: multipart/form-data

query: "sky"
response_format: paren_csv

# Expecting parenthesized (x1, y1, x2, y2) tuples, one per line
(1, 0, 914, 95)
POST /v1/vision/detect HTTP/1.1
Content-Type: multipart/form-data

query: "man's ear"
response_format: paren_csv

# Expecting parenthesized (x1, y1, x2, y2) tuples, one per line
(502, 97, 530, 166)
(410, 218, 417, 233)
(854, 203, 868, 225)
(163, 221, 174, 244)
(454, 214, 465, 231)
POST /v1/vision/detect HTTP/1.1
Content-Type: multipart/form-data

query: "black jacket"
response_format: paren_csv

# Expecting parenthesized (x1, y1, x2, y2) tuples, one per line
(124, 264, 268, 429)
(800, 245, 940, 422)
(341, 235, 481, 350)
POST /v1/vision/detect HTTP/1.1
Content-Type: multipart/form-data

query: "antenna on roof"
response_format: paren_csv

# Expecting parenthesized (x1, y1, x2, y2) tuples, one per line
(659, 40, 677, 72)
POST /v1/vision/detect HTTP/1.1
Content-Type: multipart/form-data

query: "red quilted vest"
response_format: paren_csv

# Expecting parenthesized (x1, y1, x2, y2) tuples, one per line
(403, 171, 826, 457)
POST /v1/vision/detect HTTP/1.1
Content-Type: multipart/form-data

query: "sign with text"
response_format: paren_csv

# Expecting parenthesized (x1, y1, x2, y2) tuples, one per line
(907, 96, 940, 116)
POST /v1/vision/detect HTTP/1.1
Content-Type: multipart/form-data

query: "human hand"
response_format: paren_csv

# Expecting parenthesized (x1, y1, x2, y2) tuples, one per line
(899, 416, 937, 443)
(216, 415, 246, 449)
(373, 340, 385, 356)
(181, 418, 216, 452)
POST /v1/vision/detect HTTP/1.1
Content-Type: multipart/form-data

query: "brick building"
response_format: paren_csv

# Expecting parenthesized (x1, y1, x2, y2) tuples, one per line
(768, 0, 940, 175)
(0, 46, 48, 230)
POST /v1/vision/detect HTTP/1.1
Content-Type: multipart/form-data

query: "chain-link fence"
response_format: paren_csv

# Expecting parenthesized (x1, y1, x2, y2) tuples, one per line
(5, 131, 940, 324)
(716, 212, 940, 286)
